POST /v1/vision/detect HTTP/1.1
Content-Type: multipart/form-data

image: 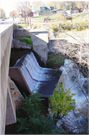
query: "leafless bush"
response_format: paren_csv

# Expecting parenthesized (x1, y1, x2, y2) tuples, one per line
(51, 25, 89, 77)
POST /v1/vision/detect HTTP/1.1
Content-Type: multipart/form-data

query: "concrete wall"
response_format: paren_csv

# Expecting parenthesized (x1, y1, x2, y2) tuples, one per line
(0, 24, 16, 135)
(12, 39, 31, 49)
(5, 83, 16, 125)
(13, 28, 49, 64)
(31, 29, 49, 64)
(48, 38, 67, 49)
(13, 28, 31, 40)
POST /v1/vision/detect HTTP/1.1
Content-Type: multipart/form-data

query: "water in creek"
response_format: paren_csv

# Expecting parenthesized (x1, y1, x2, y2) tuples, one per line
(59, 59, 89, 134)
(14, 52, 62, 96)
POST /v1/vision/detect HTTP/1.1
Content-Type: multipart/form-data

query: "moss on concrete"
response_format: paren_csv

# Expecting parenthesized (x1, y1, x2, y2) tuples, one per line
(19, 36, 33, 48)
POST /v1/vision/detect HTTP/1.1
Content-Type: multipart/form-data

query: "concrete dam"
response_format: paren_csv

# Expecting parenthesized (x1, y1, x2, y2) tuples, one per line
(9, 52, 62, 96)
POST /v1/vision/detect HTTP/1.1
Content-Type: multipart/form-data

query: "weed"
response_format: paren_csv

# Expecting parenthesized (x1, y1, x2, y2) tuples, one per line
(18, 24, 26, 28)
(51, 18, 89, 32)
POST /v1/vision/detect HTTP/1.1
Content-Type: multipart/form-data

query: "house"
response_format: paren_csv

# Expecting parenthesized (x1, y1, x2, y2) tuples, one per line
(50, 6, 54, 10)
(31, 6, 40, 16)
(52, 8, 64, 14)
(39, 6, 54, 15)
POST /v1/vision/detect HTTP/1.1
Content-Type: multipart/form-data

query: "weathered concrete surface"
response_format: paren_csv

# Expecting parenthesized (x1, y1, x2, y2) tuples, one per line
(31, 29, 49, 64)
(13, 28, 31, 40)
(13, 24, 19, 31)
(0, 24, 16, 135)
(13, 52, 62, 96)
(48, 38, 67, 52)
(9, 67, 31, 96)
(8, 77, 24, 110)
(12, 39, 31, 49)
(5, 84, 16, 125)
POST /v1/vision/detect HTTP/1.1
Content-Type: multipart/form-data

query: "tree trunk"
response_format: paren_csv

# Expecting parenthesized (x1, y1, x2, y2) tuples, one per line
(24, 13, 26, 27)
(53, 111, 61, 124)
(29, 17, 31, 29)
(27, 16, 29, 26)
(13, 17, 14, 21)
(70, 6, 71, 15)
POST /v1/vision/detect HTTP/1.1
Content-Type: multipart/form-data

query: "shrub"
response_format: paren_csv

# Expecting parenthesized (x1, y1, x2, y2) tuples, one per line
(18, 25, 23, 28)
(18, 24, 26, 28)
(46, 52, 65, 68)
(58, 59, 64, 65)
(51, 20, 89, 32)
(49, 82, 76, 119)
(15, 93, 66, 134)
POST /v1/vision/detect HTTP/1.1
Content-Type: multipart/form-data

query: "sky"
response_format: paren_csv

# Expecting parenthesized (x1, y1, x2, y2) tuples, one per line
(1, 0, 17, 17)
(0, 0, 49, 17)
(0, 0, 88, 17)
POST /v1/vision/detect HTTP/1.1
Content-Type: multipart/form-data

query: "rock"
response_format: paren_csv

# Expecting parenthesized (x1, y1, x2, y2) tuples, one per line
(56, 119, 63, 129)
(58, 59, 88, 133)
(62, 111, 88, 134)
(12, 39, 32, 49)
(8, 76, 24, 110)
(59, 59, 88, 105)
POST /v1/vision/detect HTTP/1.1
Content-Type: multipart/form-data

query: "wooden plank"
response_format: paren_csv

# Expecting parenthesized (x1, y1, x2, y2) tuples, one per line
(9, 67, 31, 96)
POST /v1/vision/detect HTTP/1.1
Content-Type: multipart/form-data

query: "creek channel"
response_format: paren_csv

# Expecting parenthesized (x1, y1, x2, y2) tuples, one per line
(10, 49, 88, 134)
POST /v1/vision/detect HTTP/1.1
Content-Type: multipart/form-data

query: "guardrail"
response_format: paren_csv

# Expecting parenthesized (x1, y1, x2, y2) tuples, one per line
(0, 24, 16, 135)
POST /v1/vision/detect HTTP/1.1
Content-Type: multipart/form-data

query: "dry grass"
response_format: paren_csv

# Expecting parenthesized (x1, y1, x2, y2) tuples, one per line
(58, 29, 88, 38)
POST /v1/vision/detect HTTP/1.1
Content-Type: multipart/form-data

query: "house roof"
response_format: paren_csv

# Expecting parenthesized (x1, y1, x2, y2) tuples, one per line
(40, 6, 51, 10)
(32, 6, 54, 12)
(52, 8, 63, 12)
(46, 6, 51, 10)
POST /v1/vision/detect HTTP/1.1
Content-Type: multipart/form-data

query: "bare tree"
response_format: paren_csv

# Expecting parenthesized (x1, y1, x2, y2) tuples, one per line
(48, 1, 66, 9)
(32, 1, 43, 7)
(10, 10, 17, 21)
(0, 8, 5, 18)
(16, 1, 32, 28)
